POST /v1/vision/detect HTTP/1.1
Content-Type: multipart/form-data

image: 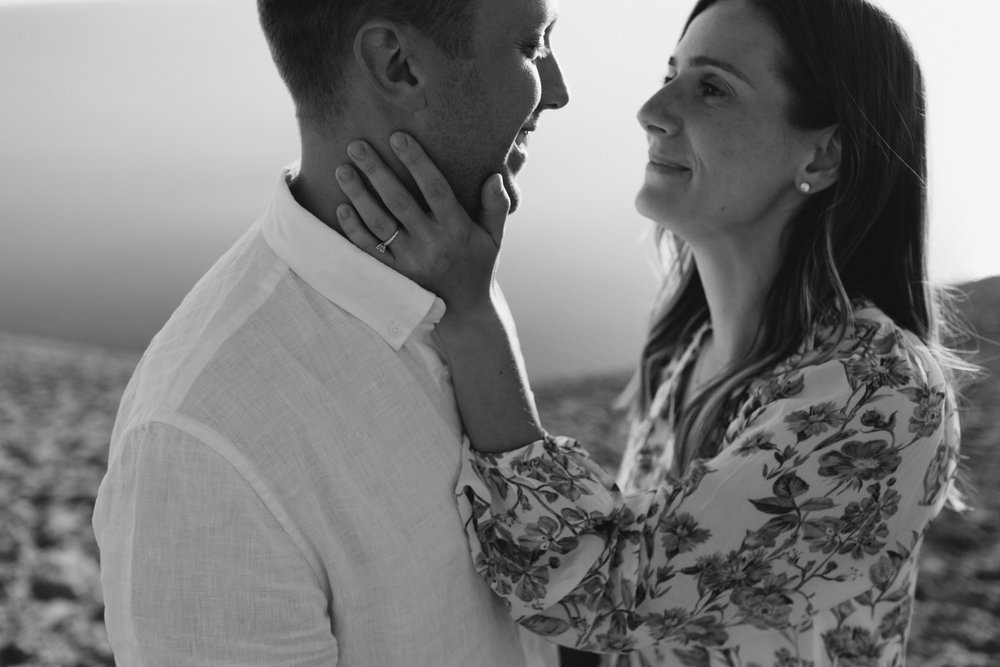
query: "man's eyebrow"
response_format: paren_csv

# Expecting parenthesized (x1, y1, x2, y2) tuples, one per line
(668, 55, 756, 88)
(528, 7, 558, 31)
(536, 12, 558, 35)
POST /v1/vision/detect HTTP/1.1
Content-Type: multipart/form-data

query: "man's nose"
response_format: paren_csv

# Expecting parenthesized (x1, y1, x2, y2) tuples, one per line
(539, 53, 570, 110)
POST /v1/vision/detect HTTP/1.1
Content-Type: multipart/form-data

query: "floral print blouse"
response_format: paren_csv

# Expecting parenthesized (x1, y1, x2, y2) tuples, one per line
(456, 303, 959, 667)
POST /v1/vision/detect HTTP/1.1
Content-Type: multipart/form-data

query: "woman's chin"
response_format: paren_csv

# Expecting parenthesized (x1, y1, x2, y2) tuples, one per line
(635, 190, 684, 230)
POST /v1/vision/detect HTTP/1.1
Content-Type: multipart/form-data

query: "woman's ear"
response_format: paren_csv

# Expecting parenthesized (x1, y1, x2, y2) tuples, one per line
(798, 125, 841, 195)
(354, 20, 430, 112)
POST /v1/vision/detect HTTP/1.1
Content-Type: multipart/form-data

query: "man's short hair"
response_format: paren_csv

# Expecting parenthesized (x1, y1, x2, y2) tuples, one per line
(258, 0, 477, 121)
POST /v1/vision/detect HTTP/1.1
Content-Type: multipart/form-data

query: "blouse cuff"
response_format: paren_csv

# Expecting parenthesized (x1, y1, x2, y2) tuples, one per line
(455, 434, 621, 611)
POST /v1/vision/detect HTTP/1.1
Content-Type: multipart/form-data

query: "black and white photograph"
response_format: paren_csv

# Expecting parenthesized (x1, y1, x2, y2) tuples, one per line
(1, 0, 998, 665)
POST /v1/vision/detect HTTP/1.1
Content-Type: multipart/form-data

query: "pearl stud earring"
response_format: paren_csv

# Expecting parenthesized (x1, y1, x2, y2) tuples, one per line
(799, 182, 812, 194)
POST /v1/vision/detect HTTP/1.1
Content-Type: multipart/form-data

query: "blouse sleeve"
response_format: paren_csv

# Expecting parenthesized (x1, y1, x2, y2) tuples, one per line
(455, 326, 959, 653)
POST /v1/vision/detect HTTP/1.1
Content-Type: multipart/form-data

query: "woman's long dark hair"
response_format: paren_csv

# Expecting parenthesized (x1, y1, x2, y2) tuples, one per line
(628, 0, 971, 506)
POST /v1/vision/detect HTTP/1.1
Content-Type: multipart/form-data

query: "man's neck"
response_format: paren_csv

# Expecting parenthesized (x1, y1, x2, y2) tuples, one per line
(289, 148, 352, 237)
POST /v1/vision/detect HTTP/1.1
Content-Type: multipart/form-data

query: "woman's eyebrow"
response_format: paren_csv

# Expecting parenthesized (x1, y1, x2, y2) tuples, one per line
(669, 55, 756, 89)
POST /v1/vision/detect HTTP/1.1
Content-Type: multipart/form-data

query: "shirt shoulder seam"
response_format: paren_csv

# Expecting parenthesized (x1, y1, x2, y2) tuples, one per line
(145, 407, 330, 596)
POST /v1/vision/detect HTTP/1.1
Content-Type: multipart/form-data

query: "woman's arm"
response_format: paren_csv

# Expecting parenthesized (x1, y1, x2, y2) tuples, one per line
(336, 134, 545, 452)
(456, 335, 957, 651)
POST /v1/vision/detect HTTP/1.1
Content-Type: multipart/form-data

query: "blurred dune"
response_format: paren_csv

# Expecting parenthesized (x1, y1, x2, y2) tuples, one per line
(0, 276, 998, 665)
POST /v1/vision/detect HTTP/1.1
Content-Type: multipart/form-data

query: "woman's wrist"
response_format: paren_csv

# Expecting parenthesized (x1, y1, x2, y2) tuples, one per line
(437, 295, 546, 452)
(438, 288, 502, 338)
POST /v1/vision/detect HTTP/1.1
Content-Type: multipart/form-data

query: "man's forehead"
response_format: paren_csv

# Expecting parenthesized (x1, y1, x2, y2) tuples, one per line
(473, 0, 558, 32)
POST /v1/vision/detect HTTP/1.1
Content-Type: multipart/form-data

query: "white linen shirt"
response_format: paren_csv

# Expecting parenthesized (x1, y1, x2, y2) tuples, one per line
(93, 167, 557, 667)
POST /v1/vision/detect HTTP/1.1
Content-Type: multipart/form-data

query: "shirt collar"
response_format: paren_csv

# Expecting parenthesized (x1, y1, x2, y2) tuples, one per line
(261, 165, 445, 350)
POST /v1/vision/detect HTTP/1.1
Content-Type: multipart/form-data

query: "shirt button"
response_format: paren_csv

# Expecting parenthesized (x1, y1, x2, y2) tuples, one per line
(389, 324, 402, 337)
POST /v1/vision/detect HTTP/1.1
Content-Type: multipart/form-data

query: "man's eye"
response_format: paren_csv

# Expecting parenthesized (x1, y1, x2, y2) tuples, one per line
(521, 42, 551, 61)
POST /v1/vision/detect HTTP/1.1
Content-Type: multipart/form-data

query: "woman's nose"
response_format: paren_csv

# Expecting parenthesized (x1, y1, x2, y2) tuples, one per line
(637, 87, 681, 137)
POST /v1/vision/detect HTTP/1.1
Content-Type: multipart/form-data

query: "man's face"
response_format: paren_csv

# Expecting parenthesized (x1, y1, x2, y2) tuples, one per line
(422, 0, 569, 216)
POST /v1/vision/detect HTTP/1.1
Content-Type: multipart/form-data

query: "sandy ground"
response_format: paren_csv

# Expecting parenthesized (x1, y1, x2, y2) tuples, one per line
(1, 277, 997, 666)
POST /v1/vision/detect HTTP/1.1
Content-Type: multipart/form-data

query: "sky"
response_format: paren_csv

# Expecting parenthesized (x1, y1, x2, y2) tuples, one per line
(1, 0, 997, 380)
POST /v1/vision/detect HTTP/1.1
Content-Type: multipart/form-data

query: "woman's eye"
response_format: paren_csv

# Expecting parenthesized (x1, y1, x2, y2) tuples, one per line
(699, 79, 726, 98)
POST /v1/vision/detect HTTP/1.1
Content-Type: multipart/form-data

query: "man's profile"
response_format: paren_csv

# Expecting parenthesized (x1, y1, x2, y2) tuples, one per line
(92, 0, 568, 664)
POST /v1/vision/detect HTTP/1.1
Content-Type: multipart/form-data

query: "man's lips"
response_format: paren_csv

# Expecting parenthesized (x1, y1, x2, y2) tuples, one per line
(516, 120, 539, 147)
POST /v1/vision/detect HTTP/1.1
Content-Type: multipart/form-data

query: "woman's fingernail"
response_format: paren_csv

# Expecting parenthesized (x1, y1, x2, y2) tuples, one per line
(347, 141, 366, 160)
(335, 166, 354, 182)
(337, 205, 351, 220)
(390, 132, 408, 151)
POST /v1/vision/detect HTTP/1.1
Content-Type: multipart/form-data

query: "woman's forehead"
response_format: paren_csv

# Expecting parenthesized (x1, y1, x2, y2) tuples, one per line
(678, 0, 785, 79)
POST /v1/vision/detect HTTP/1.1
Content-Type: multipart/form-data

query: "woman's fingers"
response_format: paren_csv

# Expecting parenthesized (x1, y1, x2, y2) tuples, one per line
(388, 132, 465, 223)
(336, 204, 397, 265)
(335, 163, 400, 244)
(332, 133, 505, 306)
(345, 140, 425, 234)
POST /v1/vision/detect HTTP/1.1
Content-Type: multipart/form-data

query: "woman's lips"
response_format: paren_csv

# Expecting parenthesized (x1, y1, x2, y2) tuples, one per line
(646, 157, 690, 175)
(648, 155, 689, 171)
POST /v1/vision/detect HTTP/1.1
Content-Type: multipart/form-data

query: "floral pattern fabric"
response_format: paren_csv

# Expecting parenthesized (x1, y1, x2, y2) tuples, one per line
(456, 304, 959, 667)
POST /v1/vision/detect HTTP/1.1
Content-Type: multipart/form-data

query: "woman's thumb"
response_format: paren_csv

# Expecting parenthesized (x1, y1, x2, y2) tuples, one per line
(479, 173, 510, 244)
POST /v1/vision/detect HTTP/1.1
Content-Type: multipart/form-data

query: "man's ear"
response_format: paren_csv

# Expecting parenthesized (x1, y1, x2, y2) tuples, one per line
(798, 125, 841, 194)
(354, 20, 432, 112)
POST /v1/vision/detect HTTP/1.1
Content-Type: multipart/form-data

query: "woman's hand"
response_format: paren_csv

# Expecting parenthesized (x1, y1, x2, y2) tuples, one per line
(335, 132, 511, 316)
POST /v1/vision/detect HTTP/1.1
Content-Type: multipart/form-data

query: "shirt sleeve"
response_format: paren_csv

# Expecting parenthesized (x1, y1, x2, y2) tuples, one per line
(455, 329, 958, 653)
(93, 420, 339, 666)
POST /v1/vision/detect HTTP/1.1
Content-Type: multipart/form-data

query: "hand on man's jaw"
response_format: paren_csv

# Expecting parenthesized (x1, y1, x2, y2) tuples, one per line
(291, 121, 444, 240)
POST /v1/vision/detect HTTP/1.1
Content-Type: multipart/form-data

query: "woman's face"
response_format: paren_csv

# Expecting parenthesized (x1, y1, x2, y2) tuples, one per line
(635, 0, 811, 245)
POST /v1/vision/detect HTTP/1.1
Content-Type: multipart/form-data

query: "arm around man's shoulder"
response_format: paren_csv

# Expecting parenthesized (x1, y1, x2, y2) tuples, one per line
(93, 417, 338, 666)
